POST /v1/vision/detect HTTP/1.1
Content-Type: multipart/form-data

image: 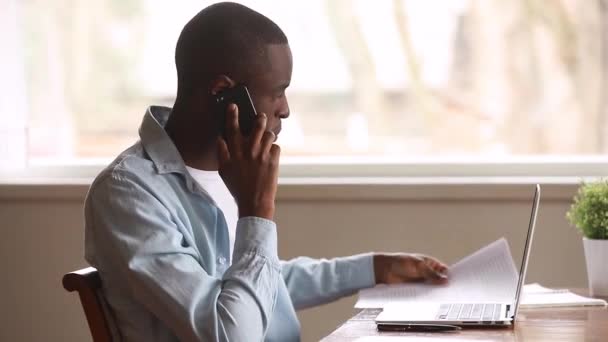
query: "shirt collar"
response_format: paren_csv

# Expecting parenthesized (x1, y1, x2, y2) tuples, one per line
(139, 105, 189, 175)
(139, 106, 217, 200)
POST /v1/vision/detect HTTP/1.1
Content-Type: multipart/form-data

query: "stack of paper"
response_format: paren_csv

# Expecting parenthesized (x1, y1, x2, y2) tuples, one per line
(521, 283, 607, 308)
(356, 238, 519, 308)
(356, 238, 607, 309)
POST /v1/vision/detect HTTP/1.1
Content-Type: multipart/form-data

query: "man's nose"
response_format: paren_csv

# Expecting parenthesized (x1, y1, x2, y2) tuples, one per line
(278, 101, 290, 119)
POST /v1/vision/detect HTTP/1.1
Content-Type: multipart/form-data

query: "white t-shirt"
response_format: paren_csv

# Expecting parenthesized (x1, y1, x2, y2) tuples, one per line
(185, 166, 238, 259)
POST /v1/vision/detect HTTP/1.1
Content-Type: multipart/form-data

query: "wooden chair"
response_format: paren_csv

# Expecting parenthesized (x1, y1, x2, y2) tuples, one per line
(62, 267, 115, 342)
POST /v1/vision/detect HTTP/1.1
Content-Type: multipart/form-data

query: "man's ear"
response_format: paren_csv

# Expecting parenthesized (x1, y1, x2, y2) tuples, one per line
(209, 75, 236, 96)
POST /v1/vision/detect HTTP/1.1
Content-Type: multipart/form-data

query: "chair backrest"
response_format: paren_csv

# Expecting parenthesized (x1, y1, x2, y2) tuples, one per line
(62, 267, 114, 342)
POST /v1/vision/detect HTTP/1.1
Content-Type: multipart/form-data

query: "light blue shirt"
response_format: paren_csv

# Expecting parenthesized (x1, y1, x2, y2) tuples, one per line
(84, 106, 376, 342)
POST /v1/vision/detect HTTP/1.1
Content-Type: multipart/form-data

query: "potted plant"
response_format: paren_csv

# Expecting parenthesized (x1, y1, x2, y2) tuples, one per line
(566, 180, 608, 297)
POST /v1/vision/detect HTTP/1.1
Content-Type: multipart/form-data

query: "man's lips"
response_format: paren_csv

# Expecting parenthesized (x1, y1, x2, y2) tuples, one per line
(272, 125, 281, 138)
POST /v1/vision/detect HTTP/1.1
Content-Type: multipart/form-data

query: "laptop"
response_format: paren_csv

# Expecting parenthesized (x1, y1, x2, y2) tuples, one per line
(375, 184, 541, 328)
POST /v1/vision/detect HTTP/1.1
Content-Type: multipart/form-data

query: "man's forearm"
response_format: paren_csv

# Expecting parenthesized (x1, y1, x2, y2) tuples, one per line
(280, 253, 376, 310)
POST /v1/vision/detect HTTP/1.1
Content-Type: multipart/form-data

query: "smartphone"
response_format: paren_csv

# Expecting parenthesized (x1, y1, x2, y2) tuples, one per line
(214, 84, 258, 137)
(376, 323, 461, 332)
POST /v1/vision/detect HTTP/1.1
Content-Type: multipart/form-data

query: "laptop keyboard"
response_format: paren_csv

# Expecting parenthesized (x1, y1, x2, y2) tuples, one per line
(436, 303, 502, 321)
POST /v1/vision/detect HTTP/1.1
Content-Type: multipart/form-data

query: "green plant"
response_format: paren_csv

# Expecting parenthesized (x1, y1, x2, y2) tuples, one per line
(566, 180, 608, 239)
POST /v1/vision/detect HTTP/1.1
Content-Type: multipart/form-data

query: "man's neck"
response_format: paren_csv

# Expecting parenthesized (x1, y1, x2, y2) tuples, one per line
(165, 107, 220, 171)
(181, 146, 219, 171)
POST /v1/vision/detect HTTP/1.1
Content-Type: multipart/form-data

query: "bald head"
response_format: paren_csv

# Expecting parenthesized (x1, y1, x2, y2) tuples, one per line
(175, 2, 288, 99)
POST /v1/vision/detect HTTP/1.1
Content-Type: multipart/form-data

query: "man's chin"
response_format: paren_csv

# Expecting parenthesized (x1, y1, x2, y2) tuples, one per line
(272, 130, 281, 141)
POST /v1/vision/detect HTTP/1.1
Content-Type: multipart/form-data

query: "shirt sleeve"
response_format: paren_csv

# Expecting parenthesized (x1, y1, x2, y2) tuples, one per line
(280, 254, 376, 310)
(86, 171, 281, 342)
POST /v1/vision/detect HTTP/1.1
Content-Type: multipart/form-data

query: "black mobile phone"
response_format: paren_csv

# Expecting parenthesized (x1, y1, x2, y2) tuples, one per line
(376, 323, 461, 332)
(214, 84, 258, 137)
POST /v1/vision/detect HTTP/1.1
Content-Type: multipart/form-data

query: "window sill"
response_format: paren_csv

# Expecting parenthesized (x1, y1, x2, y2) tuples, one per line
(0, 177, 582, 201)
(2, 157, 602, 201)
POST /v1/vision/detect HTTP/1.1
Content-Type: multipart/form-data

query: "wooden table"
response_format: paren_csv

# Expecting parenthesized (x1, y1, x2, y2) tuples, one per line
(322, 291, 608, 341)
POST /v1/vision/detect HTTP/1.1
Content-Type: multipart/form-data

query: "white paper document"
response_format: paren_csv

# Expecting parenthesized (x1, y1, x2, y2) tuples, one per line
(520, 283, 607, 308)
(355, 238, 519, 308)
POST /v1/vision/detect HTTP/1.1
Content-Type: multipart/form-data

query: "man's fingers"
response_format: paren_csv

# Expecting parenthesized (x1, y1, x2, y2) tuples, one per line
(268, 144, 281, 174)
(217, 137, 230, 166)
(423, 256, 449, 275)
(226, 103, 240, 133)
(421, 257, 449, 284)
(419, 264, 443, 282)
(249, 113, 267, 156)
(260, 130, 277, 156)
(382, 254, 449, 285)
(269, 144, 281, 163)
(225, 104, 242, 156)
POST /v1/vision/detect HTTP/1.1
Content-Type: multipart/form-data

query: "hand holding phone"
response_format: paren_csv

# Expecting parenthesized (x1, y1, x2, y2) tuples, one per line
(214, 84, 258, 137)
(216, 102, 280, 220)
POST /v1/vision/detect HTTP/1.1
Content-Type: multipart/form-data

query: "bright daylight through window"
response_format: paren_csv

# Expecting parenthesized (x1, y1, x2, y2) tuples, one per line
(1, 0, 607, 172)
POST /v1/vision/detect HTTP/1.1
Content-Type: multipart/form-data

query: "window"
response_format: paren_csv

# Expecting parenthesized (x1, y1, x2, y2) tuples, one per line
(1, 0, 607, 173)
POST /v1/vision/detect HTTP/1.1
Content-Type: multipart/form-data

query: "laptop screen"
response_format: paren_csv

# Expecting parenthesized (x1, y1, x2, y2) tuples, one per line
(511, 184, 541, 318)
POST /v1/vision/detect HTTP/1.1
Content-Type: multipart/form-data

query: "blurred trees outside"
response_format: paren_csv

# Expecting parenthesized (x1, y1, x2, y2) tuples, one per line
(11, 0, 608, 161)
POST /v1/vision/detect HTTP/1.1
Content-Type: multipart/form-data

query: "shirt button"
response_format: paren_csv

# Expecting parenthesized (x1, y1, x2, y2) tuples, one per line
(218, 256, 226, 265)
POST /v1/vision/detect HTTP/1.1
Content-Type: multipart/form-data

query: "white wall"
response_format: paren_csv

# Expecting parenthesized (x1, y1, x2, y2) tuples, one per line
(0, 182, 587, 342)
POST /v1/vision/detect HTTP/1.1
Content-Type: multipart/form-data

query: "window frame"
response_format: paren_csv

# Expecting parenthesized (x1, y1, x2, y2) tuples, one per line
(0, 156, 606, 184)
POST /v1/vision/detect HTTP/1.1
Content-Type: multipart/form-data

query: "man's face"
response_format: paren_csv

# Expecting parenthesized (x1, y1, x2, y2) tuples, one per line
(245, 44, 292, 138)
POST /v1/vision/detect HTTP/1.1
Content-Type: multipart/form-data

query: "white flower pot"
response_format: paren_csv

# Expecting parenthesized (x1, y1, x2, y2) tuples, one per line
(583, 237, 608, 297)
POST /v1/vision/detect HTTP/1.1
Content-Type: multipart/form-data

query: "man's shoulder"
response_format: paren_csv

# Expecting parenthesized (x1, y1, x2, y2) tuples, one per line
(89, 142, 159, 194)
